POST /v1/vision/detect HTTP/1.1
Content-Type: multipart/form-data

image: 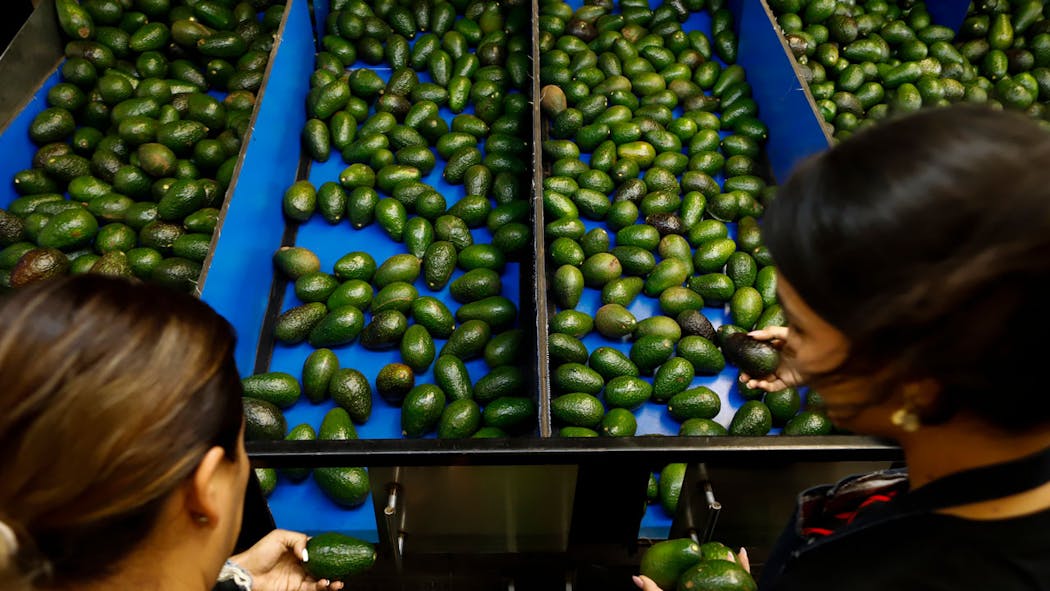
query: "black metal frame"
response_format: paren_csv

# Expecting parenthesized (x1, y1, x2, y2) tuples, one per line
(248, 436, 900, 468)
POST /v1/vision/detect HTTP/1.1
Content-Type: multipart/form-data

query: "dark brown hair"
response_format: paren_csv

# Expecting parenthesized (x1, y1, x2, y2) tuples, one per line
(0, 275, 243, 587)
(764, 105, 1050, 429)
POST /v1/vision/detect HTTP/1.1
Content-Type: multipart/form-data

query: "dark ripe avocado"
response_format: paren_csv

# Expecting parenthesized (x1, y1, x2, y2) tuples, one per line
(676, 309, 716, 341)
(304, 532, 376, 580)
(243, 397, 286, 441)
(10, 247, 69, 287)
(722, 332, 780, 377)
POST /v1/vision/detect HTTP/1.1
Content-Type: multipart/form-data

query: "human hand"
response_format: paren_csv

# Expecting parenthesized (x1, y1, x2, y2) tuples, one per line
(631, 547, 750, 590)
(229, 529, 345, 591)
(739, 327, 803, 392)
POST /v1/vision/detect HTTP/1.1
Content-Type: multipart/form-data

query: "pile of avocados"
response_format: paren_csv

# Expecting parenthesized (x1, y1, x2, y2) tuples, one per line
(539, 0, 832, 438)
(641, 538, 756, 591)
(0, 0, 285, 292)
(243, 0, 538, 504)
(770, 0, 1050, 140)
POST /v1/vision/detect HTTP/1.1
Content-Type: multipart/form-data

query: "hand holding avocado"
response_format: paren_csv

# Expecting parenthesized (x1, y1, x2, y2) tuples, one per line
(738, 327, 803, 392)
(229, 529, 347, 591)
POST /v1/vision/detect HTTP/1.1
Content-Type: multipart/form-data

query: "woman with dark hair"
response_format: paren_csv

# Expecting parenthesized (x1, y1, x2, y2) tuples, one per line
(637, 105, 1050, 590)
(0, 275, 343, 591)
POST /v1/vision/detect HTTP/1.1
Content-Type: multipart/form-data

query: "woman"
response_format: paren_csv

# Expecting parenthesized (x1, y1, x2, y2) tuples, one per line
(0, 275, 342, 591)
(638, 105, 1050, 590)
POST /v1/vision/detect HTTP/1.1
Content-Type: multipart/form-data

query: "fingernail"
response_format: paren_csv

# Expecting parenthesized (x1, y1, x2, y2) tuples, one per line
(632, 575, 643, 588)
(302, 548, 309, 562)
(740, 547, 748, 558)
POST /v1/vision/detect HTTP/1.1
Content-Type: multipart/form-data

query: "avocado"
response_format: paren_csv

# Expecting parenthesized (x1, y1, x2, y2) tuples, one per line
(765, 387, 801, 426)
(10, 247, 69, 287)
(401, 384, 446, 438)
(676, 310, 717, 341)
(472, 366, 526, 403)
(652, 357, 695, 403)
(360, 310, 408, 350)
(722, 333, 780, 377)
(676, 560, 757, 591)
(640, 538, 702, 590)
(255, 468, 277, 497)
(729, 400, 773, 436)
(304, 532, 376, 580)
(241, 373, 300, 409)
(440, 319, 491, 360)
(676, 336, 725, 375)
(302, 349, 339, 404)
(281, 423, 317, 481)
(679, 418, 728, 437)
(411, 297, 455, 339)
(315, 466, 371, 507)
(659, 463, 686, 514)
(329, 368, 373, 424)
(668, 387, 721, 421)
(594, 303, 637, 338)
(308, 305, 365, 348)
(437, 398, 482, 438)
(376, 362, 415, 406)
(243, 397, 286, 441)
(482, 396, 536, 432)
(551, 392, 604, 428)
(600, 407, 637, 436)
(783, 410, 833, 435)
(274, 302, 327, 344)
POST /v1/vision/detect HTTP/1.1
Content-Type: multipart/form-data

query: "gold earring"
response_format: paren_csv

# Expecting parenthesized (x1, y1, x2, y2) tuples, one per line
(891, 407, 921, 432)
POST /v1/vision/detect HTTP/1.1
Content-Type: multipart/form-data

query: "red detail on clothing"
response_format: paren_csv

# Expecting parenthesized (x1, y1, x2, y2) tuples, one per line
(805, 490, 901, 537)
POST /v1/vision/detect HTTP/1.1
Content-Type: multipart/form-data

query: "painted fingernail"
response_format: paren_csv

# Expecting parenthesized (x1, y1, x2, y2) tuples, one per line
(632, 575, 643, 588)
(302, 548, 309, 562)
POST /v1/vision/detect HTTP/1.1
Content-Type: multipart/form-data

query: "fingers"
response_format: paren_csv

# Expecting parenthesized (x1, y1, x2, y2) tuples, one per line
(269, 529, 310, 560)
(745, 377, 790, 392)
(749, 326, 788, 341)
(632, 575, 664, 591)
(738, 547, 751, 573)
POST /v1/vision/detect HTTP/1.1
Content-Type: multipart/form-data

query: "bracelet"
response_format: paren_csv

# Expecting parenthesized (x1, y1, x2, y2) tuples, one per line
(218, 559, 254, 591)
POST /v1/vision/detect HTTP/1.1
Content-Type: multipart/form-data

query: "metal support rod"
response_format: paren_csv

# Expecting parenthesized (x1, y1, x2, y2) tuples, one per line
(384, 482, 404, 574)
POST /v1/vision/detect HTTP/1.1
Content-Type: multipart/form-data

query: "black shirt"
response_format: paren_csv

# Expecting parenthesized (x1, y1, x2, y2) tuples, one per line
(768, 505, 1050, 591)
(763, 449, 1050, 591)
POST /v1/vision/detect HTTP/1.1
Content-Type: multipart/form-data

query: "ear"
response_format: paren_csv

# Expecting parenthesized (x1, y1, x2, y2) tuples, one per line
(183, 446, 230, 526)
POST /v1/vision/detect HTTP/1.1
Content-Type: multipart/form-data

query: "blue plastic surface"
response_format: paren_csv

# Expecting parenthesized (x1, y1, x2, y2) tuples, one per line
(0, 69, 63, 208)
(734, 0, 830, 182)
(927, 0, 971, 33)
(201, 0, 315, 375)
(639, 502, 674, 540)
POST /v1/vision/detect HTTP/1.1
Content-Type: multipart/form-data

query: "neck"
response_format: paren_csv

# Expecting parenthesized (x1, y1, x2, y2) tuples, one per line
(69, 550, 215, 591)
(899, 414, 1050, 490)
(60, 523, 218, 591)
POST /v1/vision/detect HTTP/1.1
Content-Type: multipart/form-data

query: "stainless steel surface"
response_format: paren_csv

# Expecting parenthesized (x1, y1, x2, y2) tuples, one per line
(371, 465, 577, 554)
(0, 0, 62, 130)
